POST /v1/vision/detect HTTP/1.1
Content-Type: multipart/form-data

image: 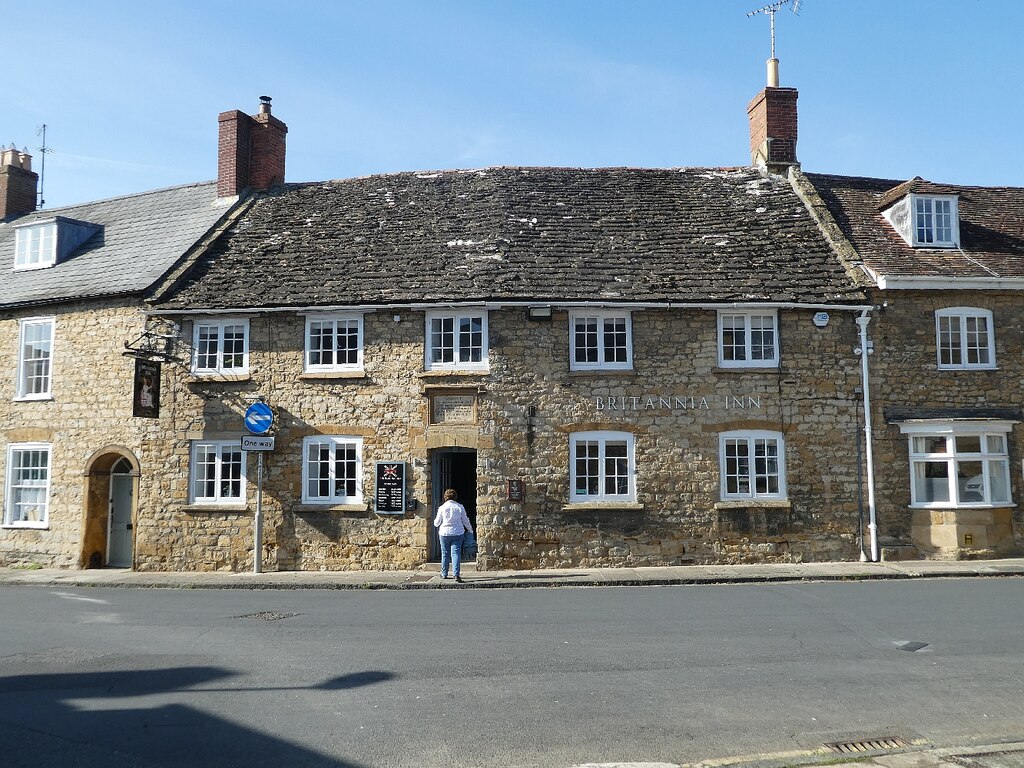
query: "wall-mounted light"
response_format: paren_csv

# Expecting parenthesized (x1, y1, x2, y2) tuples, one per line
(528, 306, 552, 320)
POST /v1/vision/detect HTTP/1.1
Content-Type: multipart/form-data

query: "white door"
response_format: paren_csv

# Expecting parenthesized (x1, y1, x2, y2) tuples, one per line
(107, 461, 134, 568)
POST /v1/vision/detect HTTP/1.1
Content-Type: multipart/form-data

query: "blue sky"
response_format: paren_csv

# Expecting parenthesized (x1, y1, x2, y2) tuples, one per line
(8, 0, 1022, 209)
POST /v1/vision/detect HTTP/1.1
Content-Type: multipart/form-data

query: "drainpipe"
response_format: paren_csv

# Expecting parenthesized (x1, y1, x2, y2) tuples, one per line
(855, 310, 879, 562)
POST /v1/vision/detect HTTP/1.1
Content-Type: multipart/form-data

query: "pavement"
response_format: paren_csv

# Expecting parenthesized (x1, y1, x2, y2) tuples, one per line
(1, 555, 1023, 590)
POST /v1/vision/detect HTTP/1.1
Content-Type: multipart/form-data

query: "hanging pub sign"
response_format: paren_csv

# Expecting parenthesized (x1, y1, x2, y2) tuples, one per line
(374, 461, 407, 515)
(132, 358, 161, 419)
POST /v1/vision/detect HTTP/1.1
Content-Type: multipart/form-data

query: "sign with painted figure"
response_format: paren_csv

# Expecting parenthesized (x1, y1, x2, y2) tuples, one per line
(132, 358, 161, 419)
(375, 462, 406, 515)
(244, 402, 274, 434)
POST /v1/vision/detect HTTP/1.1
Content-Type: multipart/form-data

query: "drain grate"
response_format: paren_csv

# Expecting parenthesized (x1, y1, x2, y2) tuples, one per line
(236, 611, 299, 622)
(826, 737, 911, 754)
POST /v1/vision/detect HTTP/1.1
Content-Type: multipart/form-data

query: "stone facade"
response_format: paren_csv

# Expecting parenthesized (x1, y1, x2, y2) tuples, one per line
(135, 305, 870, 572)
(0, 300, 155, 568)
(866, 289, 1024, 559)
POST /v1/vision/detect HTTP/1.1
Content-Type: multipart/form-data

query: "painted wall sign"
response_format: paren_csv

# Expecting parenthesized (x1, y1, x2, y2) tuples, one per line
(375, 461, 407, 515)
(594, 394, 764, 412)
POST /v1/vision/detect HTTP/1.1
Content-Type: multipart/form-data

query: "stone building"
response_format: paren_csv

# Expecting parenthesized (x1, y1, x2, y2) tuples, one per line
(135, 80, 879, 573)
(0, 101, 285, 568)
(796, 172, 1024, 560)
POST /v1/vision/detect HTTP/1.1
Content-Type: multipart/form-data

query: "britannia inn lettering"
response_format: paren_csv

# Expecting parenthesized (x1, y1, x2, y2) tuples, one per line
(594, 394, 763, 411)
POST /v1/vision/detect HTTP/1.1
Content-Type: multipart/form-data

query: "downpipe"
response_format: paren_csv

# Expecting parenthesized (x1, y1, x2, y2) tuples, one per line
(855, 310, 879, 562)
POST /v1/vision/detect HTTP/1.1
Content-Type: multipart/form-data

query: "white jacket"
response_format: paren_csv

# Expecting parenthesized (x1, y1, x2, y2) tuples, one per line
(434, 500, 472, 537)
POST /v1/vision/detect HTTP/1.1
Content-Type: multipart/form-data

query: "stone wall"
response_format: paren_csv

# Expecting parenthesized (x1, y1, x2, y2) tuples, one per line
(139, 305, 869, 571)
(0, 299, 156, 568)
(866, 290, 1024, 558)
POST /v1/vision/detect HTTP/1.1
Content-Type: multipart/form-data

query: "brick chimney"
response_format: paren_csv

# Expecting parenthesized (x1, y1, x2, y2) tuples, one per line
(217, 96, 287, 197)
(0, 145, 38, 219)
(747, 83, 799, 175)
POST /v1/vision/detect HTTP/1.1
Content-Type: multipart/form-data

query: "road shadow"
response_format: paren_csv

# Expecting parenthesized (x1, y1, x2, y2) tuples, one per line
(0, 664, 393, 767)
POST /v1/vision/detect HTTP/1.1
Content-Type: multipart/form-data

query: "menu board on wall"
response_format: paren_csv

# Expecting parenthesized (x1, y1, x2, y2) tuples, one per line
(374, 462, 406, 515)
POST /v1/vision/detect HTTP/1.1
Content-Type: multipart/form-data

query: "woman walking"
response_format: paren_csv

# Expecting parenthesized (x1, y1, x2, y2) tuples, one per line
(434, 488, 473, 583)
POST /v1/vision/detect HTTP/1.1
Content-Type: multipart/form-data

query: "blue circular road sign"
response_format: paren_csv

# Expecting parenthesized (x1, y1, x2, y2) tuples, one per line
(244, 402, 274, 435)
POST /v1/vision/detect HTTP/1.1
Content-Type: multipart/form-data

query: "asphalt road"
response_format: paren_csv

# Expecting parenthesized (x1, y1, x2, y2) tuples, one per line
(1, 579, 1023, 768)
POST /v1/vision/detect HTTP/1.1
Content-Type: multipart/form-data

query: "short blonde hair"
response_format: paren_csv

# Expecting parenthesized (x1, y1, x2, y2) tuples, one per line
(443, 488, 458, 501)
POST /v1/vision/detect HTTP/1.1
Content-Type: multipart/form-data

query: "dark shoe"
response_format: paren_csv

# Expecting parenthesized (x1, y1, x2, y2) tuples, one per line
(440, 575, 449, 580)
(455, 576, 464, 583)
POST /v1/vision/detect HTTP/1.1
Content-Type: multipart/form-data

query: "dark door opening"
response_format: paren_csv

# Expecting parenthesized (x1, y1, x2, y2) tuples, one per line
(429, 448, 477, 562)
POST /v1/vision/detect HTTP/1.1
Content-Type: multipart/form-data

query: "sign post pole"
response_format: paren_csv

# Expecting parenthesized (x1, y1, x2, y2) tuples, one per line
(254, 452, 264, 574)
(242, 401, 274, 575)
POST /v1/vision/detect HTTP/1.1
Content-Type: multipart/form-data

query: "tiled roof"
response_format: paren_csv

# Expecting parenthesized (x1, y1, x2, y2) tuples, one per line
(0, 182, 235, 308)
(152, 166, 866, 310)
(805, 173, 1024, 280)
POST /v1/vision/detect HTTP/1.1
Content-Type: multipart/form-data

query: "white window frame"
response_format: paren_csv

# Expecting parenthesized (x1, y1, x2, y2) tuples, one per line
(935, 307, 996, 370)
(900, 421, 1013, 508)
(719, 430, 787, 500)
(912, 194, 958, 248)
(569, 430, 636, 503)
(4, 443, 52, 528)
(13, 221, 57, 271)
(301, 436, 364, 504)
(424, 310, 489, 371)
(304, 314, 364, 373)
(190, 440, 246, 505)
(16, 316, 55, 400)
(569, 311, 633, 371)
(717, 310, 779, 368)
(191, 319, 250, 376)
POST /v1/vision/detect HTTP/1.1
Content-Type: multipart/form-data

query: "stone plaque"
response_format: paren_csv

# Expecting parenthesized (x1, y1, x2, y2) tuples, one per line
(432, 394, 476, 424)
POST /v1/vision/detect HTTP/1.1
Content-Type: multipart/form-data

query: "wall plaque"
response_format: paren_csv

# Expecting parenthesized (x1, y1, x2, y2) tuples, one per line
(431, 394, 476, 424)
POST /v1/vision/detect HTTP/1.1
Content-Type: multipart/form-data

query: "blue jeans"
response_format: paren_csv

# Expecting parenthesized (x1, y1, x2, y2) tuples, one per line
(439, 534, 465, 577)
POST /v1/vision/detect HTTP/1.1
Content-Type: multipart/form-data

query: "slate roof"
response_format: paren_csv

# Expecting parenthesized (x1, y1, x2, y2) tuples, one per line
(0, 182, 235, 308)
(804, 173, 1024, 280)
(151, 166, 867, 310)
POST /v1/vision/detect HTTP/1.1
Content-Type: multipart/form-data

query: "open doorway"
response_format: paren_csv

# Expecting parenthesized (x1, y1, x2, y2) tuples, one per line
(429, 448, 477, 562)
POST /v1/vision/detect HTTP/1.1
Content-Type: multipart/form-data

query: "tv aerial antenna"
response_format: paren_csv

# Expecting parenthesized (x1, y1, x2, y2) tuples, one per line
(747, 0, 802, 61)
(36, 124, 52, 209)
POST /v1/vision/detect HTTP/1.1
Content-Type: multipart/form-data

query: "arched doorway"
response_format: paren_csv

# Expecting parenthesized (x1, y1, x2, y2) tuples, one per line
(107, 458, 134, 567)
(81, 448, 139, 569)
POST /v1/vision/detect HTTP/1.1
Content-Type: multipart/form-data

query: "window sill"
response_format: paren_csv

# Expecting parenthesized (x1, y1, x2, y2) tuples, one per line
(188, 371, 251, 382)
(1, 522, 49, 530)
(935, 366, 999, 372)
(293, 503, 369, 513)
(909, 502, 1016, 510)
(418, 370, 490, 378)
(562, 501, 644, 512)
(184, 504, 250, 513)
(716, 364, 779, 372)
(715, 499, 791, 510)
(567, 368, 636, 377)
(300, 371, 366, 380)
(12, 395, 53, 403)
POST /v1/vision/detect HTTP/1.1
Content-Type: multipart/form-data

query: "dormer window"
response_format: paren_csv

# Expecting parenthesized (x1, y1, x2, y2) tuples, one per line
(14, 221, 57, 270)
(914, 195, 956, 246)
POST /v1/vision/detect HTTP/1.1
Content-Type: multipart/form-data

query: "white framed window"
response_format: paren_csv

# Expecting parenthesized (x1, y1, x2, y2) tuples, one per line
(569, 311, 632, 370)
(569, 431, 635, 503)
(16, 317, 54, 400)
(425, 310, 488, 371)
(913, 194, 958, 247)
(192, 319, 249, 375)
(304, 315, 363, 373)
(190, 441, 246, 504)
(14, 222, 57, 271)
(719, 430, 787, 500)
(4, 443, 51, 528)
(302, 436, 363, 504)
(718, 311, 778, 368)
(935, 308, 995, 370)
(900, 422, 1013, 507)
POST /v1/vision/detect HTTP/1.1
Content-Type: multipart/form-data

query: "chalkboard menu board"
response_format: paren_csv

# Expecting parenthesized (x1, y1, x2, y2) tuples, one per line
(374, 462, 406, 514)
